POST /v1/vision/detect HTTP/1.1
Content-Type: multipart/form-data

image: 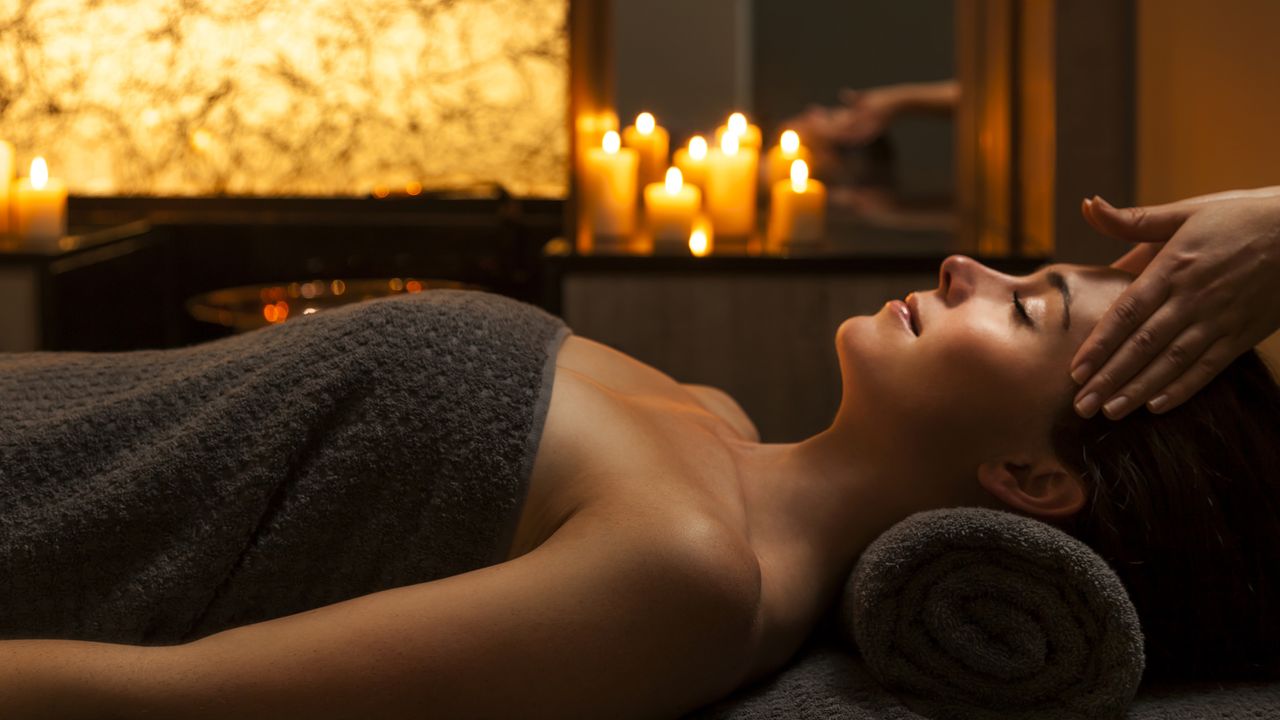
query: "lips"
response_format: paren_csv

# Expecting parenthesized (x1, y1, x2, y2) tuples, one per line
(905, 293, 922, 335)
(889, 300, 917, 336)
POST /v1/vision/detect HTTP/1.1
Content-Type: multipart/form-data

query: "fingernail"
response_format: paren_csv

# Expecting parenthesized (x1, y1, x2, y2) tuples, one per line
(1148, 395, 1169, 413)
(1071, 363, 1093, 385)
(1103, 395, 1130, 419)
(1075, 393, 1101, 417)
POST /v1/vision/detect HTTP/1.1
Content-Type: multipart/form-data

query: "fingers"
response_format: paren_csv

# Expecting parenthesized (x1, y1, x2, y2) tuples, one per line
(1072, 297, 1181, 417)
(1110, 242, 1162, 275)
(1141, 336, 1242, 415)
(1070, 270, 1172, 396)
(838, 88, 863, 107)
(1084, 324, 1217, 420)
(1086, 195, 1192, 242)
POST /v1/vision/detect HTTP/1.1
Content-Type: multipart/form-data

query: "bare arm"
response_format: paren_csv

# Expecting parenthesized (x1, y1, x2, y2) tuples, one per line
(63, 510, 759, 720)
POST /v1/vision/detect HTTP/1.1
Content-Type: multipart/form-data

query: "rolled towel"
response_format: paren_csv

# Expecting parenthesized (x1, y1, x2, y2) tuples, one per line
(841, 507, 1145, 720)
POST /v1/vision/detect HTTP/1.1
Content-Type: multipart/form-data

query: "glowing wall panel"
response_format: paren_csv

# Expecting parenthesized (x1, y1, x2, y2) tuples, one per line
(0, 0, 568, 197)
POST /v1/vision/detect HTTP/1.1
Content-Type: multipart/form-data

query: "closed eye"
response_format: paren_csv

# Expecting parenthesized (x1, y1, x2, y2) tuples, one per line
(1012, 290, 1035, 328)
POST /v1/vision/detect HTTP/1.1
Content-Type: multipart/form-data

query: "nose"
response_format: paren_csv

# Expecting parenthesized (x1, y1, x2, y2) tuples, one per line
(939, 254, 979, 303)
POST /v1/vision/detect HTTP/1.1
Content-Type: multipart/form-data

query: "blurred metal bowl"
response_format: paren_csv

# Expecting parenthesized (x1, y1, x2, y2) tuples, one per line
(186, 278, 486, 333)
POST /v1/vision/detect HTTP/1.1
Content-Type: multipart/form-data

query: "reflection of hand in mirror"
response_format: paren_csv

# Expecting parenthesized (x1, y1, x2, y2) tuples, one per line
(783, 79, 959, 150)
(830, 185, 957, 233)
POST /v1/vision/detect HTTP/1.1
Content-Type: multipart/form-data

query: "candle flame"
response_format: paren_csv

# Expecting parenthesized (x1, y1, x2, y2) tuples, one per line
(721, 132, 740, 157)
(689, 135, 707, 161)
(602, 130, 621, 154)
(790, 159, 809, 193)
(689, 227, 710, 257)
(728, 112, 748, 136)
(781, 130, 800, 154)
(636, 112, 655, 135)
(665, 167, 683, 194)
(30, 157, 48, 190)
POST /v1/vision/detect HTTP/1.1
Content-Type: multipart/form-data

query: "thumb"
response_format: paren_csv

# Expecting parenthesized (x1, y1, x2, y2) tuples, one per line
(1084, 195, 1192, 242)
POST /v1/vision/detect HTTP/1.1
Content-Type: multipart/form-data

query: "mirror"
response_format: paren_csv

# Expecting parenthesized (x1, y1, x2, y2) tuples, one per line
(610, 0, 957, 254)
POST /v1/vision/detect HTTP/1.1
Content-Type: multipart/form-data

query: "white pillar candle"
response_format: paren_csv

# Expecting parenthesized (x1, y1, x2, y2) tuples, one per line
(584, 131, 638, 237)
(0, 140, 13, 235)
(645, 167, 701, 251)
(765, 130, 813, 189)
(622, 112, 670, 192)
(768, 159, 826, 249)
(14, 157, 67, 242)
(705, 132, 758, 238)
(714, 112, 762, 151)
(673, 135, 710, 191)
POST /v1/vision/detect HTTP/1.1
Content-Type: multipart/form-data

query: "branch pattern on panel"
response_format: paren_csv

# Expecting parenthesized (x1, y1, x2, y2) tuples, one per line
(0, 0, 568, 197)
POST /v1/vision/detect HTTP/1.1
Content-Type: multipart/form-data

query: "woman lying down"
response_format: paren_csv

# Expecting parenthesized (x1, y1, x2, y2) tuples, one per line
(1, 256, 1277, 718)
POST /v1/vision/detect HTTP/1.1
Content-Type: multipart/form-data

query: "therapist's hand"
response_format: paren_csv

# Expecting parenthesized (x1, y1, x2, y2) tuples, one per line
(1071, 188, 1280, 419)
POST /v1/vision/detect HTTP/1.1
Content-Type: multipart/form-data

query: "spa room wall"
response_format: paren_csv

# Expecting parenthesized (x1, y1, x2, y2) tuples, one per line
(1135, 0, 1280, 370)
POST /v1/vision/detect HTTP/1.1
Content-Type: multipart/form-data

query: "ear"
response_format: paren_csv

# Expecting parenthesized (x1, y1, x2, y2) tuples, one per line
(976, 457, 1085, 519)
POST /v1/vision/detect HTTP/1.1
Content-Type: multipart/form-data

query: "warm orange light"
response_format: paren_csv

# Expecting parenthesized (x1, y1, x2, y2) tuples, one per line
(405, 279, 423, 293)
(780, 130, 800, 155)
(635, 112, 655, 135)
(406, 181, 423, 196)
(263, 300, 289, 324)
(330, 279, 347, 295)
(727, 112, 748, 136)
(602, 130, 621, 154)
(689, 229, 709, 256)
(30, 157, 49, 190)
(790, 159, 809, 193)
(689, 216, 713, 257)
(688, 135, 707, 161)
(721, 132, 740, 157)
(389, 278, 404, 291)
(664, 167, 683, 195)
(373, 185, 390, 199)
(190, 129, 214, 154)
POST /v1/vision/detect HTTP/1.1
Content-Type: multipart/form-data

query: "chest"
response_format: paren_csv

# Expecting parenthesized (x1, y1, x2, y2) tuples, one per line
(501, 336, 749, 561)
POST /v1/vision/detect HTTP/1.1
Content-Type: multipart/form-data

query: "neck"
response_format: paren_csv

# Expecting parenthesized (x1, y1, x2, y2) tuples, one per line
(724, 412, 929, 674)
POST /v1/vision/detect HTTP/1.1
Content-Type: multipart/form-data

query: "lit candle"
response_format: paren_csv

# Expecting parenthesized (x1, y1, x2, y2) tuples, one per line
(767, 159, 826, 248)
(0, 140, 13, 234)
(714, 112, 762, 151)
(673, 135, 710, 191)
(584, 130, 638, 237)
(689, 215, 714, 257)
(705, 132, 758, 238)
(622, 112, 670, 191)
(14, 157, 67, 242)
(765, 130, 813, 188)
(645, 167, 702, 251)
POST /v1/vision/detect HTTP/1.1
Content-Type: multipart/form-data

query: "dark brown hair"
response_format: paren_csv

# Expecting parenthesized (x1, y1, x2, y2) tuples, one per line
(1053, 349, 1280, 681)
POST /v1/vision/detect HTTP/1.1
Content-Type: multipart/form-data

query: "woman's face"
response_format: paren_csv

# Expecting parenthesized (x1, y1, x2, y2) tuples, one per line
(836, 256, 1131, 483)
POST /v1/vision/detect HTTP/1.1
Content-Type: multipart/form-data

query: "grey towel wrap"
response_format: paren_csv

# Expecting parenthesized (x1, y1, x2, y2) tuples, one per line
(1, 289, 571, 645)
(842, 507, 1145, 720)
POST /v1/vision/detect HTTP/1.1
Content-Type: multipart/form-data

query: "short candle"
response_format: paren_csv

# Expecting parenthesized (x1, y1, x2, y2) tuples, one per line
(673, 135, 710, 191)
(623, 111, 670, 192)
(644, 167, 701, 251)
(767, 159, 826, 248)
(14, 157, 68, 242)
(766, 129, 813, 189)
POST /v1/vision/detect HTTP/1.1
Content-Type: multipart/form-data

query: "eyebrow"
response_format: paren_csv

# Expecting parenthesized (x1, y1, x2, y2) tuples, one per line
(1047, 271, 1072, 331)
